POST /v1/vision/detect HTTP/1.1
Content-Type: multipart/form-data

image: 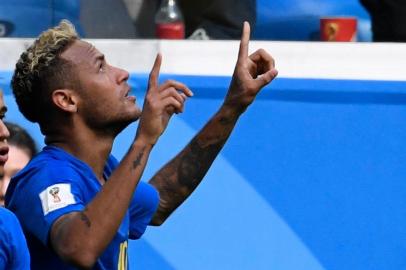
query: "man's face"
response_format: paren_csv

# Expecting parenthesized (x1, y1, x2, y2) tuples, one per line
(0, 92, 10, 204)
(0, 145, 30, 206)
(0, 145, 30, 205)
(0, 93, 9, 171)
(60, 40, 141, 132)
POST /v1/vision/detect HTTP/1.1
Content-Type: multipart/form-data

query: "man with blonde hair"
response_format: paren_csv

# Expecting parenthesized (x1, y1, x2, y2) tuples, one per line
(6, 20, 277, 269)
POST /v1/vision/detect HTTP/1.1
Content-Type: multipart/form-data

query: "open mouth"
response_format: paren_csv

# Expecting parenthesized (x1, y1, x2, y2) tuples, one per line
(124, 88, 136, 102)
(0, 146, 9, 163)
(0, 153, 8, 165)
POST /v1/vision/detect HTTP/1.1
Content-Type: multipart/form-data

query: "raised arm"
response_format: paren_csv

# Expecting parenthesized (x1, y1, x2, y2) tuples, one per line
(49, 54, 192, 269)
(149, 22, 278, 225)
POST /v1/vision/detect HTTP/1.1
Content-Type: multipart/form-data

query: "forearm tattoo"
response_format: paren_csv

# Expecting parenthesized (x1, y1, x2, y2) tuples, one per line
(80, 210, 91, 228)
(132, 146, 146, 170)
(151, 113, 236, 223)
(177, 137, 225, 189)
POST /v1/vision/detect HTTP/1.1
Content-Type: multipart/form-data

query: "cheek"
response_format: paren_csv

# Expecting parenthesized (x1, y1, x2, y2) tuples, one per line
(0, 176, 10, 194)
(6, 147, 30, 171)
(93, 96, 118, 115)
(81, 90, 117, 115)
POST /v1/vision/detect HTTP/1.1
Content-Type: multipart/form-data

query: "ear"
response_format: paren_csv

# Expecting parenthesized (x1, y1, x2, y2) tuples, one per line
(51, 89, 79, 113)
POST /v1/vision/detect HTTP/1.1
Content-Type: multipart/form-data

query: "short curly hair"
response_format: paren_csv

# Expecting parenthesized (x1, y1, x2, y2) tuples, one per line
(11, 20, 79, 124)
(5, 121, 37, 159)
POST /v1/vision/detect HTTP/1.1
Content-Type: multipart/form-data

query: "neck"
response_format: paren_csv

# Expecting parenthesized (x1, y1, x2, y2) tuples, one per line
(46, 125, 115, 181)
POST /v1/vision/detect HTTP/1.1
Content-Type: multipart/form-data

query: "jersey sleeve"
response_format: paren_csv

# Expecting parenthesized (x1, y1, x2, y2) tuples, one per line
(7, 163, 85, 246)
(0, 208, 30, 269)
(128, 182, 160, 239)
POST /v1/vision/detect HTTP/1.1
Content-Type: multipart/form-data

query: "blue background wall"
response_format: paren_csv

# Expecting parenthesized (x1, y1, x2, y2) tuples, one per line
(2, 73, 406, 269)
(0, 0, 82, 37)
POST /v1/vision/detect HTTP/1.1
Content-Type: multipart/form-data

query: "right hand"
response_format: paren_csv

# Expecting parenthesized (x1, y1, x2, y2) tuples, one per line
(224, 22, 278, 114)
(136, 53, 193, 145)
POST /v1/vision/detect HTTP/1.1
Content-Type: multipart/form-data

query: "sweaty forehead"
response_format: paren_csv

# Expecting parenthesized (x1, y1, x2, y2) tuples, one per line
(60, 40, 102, 66)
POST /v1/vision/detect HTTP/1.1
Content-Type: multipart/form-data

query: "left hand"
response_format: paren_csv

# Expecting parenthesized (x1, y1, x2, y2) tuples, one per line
(224, 21, 278, 113)
(136, 53, 192, 145)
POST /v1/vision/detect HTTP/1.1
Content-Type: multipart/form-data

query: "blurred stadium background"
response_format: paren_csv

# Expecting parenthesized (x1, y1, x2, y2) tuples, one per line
(1, 1, 406, 270)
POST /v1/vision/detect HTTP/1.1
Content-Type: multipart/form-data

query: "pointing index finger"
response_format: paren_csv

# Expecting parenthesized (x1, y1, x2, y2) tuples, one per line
(238, 21, 250, 61)
(148, 53, 162, 90)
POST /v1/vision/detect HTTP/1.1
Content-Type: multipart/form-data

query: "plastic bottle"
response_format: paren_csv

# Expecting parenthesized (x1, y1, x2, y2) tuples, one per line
(155, 0, 185, 39)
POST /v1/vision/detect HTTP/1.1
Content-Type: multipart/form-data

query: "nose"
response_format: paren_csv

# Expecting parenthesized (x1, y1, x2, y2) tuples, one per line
(0, 120, 9, 141)
(115, 67, 129, 84)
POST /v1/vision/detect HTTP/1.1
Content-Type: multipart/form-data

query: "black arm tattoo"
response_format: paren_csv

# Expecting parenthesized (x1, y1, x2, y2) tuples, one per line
(177, 137, 226, 189)
(219, 116, 234, 126)
(150, 113, 237, 225)
(79, 210, 91, 228)
(132, 146, 146, 170)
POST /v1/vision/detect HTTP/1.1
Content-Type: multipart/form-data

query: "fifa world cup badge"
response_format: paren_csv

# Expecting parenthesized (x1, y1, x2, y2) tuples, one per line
(49, 187, 61, 203)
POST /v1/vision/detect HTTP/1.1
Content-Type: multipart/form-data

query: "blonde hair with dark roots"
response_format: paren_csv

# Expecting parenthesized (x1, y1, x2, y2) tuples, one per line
(11, 20, 79, 123)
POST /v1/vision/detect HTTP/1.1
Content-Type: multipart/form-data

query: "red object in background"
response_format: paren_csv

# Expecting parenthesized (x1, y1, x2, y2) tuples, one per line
(320, 17, 357, 42)
(155, 0, 185, 39)
(156, 22, 185, 39)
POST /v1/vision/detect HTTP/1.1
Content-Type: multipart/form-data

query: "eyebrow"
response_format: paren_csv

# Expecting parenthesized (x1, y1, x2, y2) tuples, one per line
(94, 53, 105, 65)
(96, 54, 105, 61)
(88, 44, 105, 65)
(92, 54, 105, 70)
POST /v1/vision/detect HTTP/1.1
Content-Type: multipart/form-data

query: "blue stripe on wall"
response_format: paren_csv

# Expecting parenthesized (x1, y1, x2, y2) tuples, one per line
(2, 71, 406, 269)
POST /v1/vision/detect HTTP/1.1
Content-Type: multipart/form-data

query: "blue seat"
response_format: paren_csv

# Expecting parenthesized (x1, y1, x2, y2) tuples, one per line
(253, 0, 372, 41)
(0, 0, 83, 37)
